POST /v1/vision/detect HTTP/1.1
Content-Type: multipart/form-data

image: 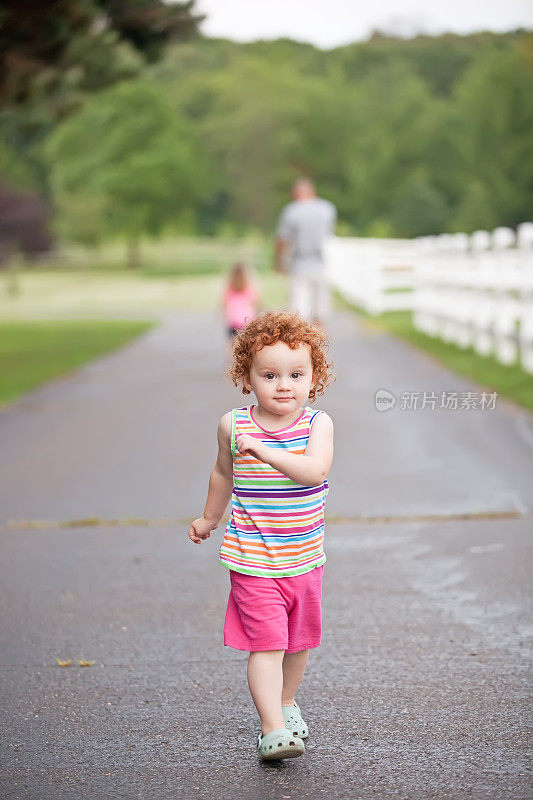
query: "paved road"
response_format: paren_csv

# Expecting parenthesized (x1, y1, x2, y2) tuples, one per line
(1, 308, 531, 799)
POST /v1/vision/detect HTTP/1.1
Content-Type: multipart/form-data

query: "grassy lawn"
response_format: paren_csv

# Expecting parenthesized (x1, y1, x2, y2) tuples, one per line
(32, 236, 271, 276)
(0, 320, 154, 405)
(0, 270, 287, 319)
(334, 290, 533, 412)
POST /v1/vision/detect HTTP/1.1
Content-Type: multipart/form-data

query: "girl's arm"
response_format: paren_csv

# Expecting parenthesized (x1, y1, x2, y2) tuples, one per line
(236, 413, 334, 486)
(188, 413, 233, 544)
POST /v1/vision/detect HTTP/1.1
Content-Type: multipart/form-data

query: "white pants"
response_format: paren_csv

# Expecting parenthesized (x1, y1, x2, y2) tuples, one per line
(288, 271, 331, 324)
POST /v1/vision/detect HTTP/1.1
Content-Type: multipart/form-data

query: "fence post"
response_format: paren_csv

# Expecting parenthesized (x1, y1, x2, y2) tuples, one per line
(469, 230, 494, 357)
(492, 227, 519, 366)
(517, 222, 533, 373)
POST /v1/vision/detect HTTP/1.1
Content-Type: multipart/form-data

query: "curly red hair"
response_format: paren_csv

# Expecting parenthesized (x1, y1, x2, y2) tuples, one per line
(225, 311, 335, 401)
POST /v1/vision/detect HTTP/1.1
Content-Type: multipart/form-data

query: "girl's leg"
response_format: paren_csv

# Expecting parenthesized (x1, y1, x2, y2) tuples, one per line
(281, 649, 309, 706)
(247, 650, 286, 736)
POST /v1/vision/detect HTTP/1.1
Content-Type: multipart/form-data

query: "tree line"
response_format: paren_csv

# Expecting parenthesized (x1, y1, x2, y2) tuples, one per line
(1, 10, 531, 257)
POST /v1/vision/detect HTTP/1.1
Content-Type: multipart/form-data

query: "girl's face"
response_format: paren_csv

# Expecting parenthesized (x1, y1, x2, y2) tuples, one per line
(243, 341, 315, 416)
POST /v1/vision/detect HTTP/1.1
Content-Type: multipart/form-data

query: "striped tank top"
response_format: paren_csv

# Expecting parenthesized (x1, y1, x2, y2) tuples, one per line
(219, 404, 329, 578)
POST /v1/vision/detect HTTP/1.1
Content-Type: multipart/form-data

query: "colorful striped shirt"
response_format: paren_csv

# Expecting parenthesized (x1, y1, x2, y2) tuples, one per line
(219, 404, 329, 578)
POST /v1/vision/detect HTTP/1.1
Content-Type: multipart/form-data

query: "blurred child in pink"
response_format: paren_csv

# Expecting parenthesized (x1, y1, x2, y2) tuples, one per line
(222, 262, 261, 356)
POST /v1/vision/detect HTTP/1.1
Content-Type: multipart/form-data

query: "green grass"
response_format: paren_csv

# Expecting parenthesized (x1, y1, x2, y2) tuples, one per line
(35, 236, 272, 276)
(0, 270, 288, 320)
(0, 320, 155, 405)
(334, 290, 533, 412)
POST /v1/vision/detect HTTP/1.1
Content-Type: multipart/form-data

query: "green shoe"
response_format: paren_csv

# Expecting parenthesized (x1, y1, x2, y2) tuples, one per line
(257, 728, 305, 761)
(282, 701, 309, 739)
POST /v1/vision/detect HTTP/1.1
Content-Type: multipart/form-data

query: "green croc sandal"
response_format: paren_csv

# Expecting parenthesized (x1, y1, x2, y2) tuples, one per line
(257, 728, 305, 761)
(282, 702, 309, 739)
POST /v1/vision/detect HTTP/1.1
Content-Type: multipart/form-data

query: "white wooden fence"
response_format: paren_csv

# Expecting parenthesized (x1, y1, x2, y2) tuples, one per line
(325, 236, 417, 315)
(325, 222, 533, 374)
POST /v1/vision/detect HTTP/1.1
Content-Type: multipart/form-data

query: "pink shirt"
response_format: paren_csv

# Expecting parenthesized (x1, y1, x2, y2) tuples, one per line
(223, 284, 258, 329)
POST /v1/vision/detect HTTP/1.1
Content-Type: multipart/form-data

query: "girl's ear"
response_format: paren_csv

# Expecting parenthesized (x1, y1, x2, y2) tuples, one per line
(243, 372, 252, 392)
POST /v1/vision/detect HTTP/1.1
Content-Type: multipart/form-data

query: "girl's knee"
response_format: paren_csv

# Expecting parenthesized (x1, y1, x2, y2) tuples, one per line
(249, 649, 285, 659)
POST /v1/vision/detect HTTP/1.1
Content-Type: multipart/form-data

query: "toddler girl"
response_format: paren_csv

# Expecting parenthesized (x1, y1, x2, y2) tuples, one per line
(222, 262, 261, 340)
(188, 310, 335, 762)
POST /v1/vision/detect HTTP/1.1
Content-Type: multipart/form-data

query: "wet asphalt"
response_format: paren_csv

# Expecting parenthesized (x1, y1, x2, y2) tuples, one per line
(0, 307, 532, 799)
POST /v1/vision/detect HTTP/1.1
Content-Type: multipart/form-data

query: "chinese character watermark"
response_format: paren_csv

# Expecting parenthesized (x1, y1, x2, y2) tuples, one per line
(374, 389, 498, 412)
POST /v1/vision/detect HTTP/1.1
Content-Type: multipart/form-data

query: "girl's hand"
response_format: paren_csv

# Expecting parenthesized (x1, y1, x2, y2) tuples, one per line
(235, 434, 268, 462)
(188, 516, 216, 545)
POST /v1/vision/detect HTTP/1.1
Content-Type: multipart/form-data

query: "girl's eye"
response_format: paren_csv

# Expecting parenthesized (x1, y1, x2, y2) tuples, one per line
(292, 372, 301, 379)
(265, 373, 275, 379)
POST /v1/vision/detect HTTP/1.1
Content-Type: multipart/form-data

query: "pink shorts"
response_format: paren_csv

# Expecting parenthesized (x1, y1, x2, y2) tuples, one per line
(223, 564, 324, 653)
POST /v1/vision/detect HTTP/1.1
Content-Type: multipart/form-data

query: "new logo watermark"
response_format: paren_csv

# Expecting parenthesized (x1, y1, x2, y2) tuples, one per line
(375, 389, 396, 411)
(374, 389, 498, 412)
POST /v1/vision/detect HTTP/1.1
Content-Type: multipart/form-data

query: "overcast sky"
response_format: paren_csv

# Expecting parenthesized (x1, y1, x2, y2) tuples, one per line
(195, 0, 533, 49)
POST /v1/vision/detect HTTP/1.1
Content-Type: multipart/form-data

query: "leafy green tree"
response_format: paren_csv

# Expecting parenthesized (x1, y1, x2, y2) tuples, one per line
(390, 173, 450, 236)
(34, 30, 533, 243)
(150, 33, 532, 237)
(0, 0, 204, 206)
(44, 81, 211, 263)
(0, 0, 204, 105)
(315, 61, 438, 234)
(159, 49, 311, 230)
(330, 30, 525, 96)
(449, 39, 533, 231)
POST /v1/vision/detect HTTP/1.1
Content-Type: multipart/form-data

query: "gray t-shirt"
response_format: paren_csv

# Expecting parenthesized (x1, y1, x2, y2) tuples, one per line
(276, 197, 337, 274)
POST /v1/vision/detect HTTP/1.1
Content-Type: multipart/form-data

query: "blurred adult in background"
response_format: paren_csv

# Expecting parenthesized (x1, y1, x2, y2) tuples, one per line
(274, 178, 337, 328)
